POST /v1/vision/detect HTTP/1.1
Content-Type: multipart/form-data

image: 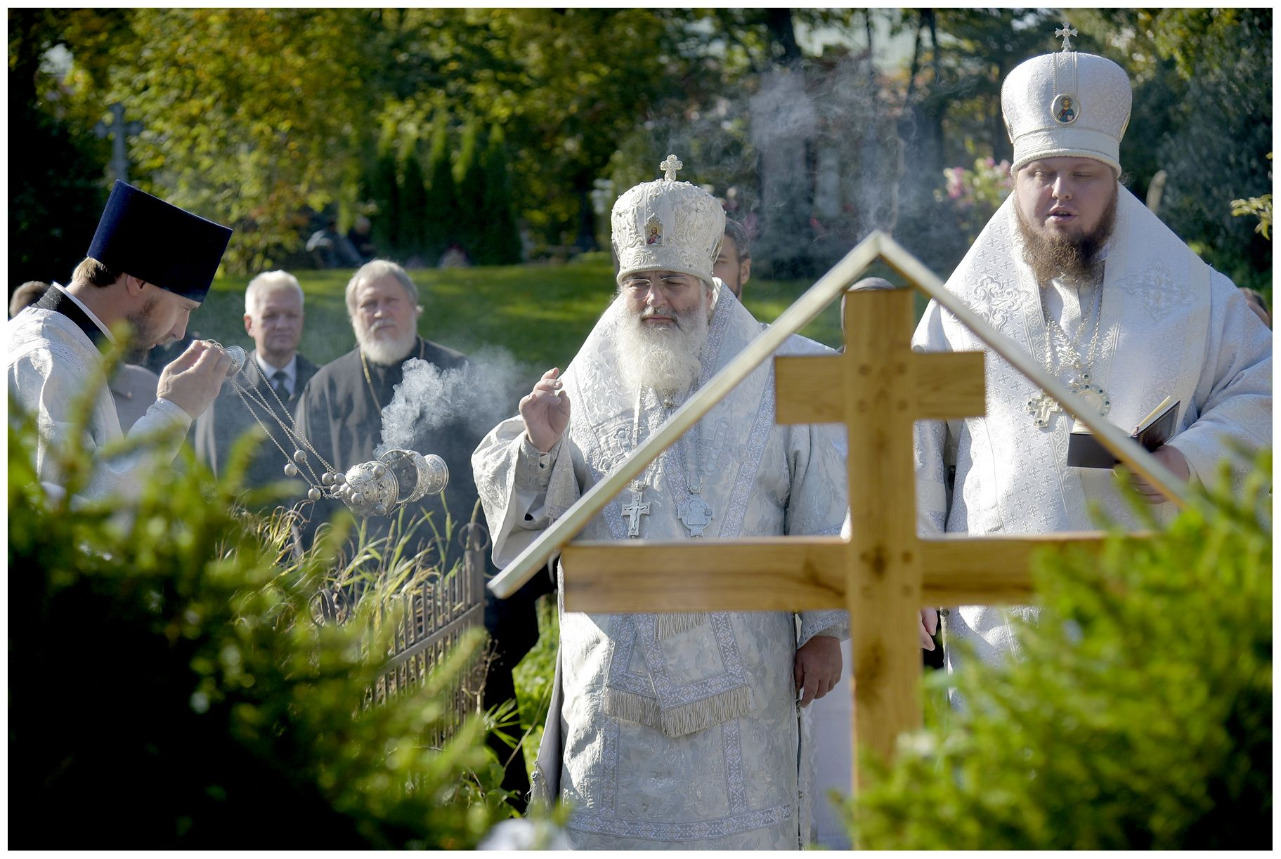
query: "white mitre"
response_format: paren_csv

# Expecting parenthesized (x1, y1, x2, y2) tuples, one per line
(611, 153, 726, 285)
(1002, 26, 1132, 175)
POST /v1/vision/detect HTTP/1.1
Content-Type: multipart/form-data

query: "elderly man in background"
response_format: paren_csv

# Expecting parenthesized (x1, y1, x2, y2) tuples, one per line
(193, 270, 317, 497)
(7, 181, 233, 502)
(473, 157, 850, 849)
(293, 259, 483, 559)
(913, 30, 1272, 681)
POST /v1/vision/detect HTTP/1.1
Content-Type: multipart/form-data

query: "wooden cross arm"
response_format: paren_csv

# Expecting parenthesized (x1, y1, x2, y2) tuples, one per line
(919, 532, 1114, 604)
(561, 538, 847, 612)
(559, 532, 1114, 613)
(775, 350, 985, 424)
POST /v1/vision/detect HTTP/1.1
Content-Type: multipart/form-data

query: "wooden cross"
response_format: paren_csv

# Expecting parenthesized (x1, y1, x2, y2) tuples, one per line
(559, 286, 1088, 772)
(487, 232, 1189, 802)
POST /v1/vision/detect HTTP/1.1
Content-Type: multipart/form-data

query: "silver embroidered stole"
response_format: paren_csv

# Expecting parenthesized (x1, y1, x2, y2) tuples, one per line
(557, 289, 781, 736)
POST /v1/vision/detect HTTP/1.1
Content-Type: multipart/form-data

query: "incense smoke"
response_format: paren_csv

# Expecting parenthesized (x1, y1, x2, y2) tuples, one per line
(374, 346, 528, 458)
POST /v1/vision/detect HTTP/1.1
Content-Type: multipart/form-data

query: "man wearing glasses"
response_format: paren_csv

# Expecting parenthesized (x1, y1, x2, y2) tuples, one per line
(473, 157, 849, 849)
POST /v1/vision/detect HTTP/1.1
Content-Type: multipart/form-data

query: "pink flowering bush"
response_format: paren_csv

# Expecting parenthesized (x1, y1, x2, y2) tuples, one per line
(937, 157, 1014, 243)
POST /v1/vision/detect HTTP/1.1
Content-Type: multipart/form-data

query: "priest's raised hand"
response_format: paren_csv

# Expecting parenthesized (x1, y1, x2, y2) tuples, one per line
(519, 366, 571, 453)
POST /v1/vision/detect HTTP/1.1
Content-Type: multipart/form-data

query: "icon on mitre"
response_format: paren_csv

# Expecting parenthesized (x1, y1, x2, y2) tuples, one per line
(645, 214, 662, 245)
(1052, 93, 1078, 125)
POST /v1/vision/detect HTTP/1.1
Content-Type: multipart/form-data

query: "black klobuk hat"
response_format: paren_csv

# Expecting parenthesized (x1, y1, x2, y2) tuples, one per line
(86, 181, 233, 302)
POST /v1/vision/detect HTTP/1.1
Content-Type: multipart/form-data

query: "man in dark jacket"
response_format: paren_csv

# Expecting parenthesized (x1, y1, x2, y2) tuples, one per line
(192, 270, 317, 500)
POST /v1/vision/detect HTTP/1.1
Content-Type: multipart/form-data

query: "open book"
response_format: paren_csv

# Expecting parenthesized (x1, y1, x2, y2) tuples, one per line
(1066, 396, 1181, 469)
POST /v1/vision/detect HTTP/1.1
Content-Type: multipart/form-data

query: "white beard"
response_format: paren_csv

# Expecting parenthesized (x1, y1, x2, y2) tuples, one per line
(616, 300, 710, 397)
(355, 320, 417, 365)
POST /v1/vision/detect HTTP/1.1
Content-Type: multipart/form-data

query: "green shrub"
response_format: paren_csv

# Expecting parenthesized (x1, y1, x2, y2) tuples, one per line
(8, 403, 509, 849)
(847, 453, 1272, 849)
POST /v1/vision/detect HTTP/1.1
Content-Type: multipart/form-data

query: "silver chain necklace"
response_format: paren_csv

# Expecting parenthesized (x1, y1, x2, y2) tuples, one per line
(619, 382, 714, 539)
(1026, 280, 1112, 428)
(674, 414, 714, 539)
(621, 384, 660, 539)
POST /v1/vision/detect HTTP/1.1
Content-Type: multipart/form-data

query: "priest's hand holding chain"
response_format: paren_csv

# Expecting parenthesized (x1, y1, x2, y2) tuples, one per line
(156, 339, 233, 420)
(520, 367, 571, 453)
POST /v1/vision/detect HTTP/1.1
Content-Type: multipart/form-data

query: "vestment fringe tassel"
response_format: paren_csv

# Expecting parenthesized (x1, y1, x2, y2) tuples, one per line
(660, 687, 753, 737)
(604, 686, 754, 737)
(603, 690, 661, 730)
(656, 612, 707, 638)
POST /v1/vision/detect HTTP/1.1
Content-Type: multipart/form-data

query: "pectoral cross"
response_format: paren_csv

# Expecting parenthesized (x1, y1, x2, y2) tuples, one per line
(1056, 22, 1078, 52)
(1027, 390, 1062, 428)
(622, 485, 651, 538)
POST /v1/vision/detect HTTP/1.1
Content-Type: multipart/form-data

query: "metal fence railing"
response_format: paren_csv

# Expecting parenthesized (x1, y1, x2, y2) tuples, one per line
(370, 528, 486, 748)
(308, 518, 489, 748)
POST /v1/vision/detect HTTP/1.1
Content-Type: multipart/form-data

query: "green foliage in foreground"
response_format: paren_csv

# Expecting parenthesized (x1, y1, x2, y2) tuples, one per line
(7, 409, 510, 849)
(847, 453, 1272, 850)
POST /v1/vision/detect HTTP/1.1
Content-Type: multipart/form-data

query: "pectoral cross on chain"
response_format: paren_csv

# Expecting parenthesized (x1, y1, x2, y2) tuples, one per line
(622, 485, 651, 538)
(1027, 390, 1063, 428)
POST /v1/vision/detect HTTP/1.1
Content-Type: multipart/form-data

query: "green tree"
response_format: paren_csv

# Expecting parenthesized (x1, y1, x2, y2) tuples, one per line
(99, 9, 378, 272)
(368, 134, 401, 257)
(399, 141, 429, 263)
(7, 398, 511, 848)
(423, 118, 459, 264)
(1149, 9, 1271, 289)
(8, 9, 112, 287)
(454, 116, 486, 261)
(477, 123, 522, 265)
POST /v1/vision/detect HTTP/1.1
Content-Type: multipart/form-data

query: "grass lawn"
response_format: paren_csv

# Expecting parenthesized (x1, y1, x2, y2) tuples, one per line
(196, 252, 873, 381)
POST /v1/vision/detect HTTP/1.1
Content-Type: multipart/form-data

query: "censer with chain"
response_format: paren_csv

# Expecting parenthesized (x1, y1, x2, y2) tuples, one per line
(213, 342, 449, 516)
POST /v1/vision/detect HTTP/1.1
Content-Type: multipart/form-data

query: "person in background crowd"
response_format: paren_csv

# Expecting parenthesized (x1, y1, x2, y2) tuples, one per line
(192, 270, 318, 498)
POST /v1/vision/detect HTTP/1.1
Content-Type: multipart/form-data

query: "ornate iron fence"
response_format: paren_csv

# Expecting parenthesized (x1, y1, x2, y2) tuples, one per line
(310, 518, 490, 748)
(367, 522, 488, 748)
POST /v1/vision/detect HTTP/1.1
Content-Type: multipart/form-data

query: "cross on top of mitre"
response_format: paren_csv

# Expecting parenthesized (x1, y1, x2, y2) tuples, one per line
(660, 154, 683, 182)
(1056, 22, 1079, 52)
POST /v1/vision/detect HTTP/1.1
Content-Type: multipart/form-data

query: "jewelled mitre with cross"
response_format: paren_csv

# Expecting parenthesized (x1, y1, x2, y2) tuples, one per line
(610, 153, 726, 285)
(1001, 25, 1133, 175)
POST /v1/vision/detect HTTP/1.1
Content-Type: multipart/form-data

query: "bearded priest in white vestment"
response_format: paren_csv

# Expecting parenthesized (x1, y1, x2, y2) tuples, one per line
(472, 158, 849, 849)
(913, 33, 1272, 679)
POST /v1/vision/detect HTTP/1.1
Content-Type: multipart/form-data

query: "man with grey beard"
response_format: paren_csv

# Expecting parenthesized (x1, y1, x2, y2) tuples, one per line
(294, 259, 479, 558)
(293, 259, 543, 811)
(912, 30, 1271, 684)
(473, 157, 849, 849)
